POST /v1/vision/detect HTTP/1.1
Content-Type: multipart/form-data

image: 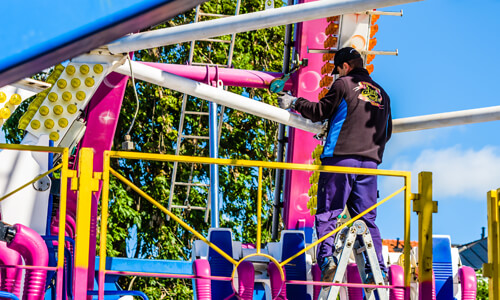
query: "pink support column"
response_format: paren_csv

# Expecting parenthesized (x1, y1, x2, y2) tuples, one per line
(346, 263, 363, 300)
(8, 224, 49, 300)
(193, 259, 212, 300)
(268, 262, 286, 299)
(458, 266, 476, 300)
(237, 261, 255, 300)
(283, 0, 327, 231)
(389, 264, 404, 300)
(0, 241, 22, 298)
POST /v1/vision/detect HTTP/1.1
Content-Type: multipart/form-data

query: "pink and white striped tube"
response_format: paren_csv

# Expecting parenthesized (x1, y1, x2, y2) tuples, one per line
(193, 259, 211, 300)
(8, 224, 48, 300)
(0, 241, 22, 298)
(458, 266, 477, 300)
(237, 261, 255, 300)
(346, 263, 363, 300)
(268, 261, 286, 299)
(311, 263, 321, 300)
(389, 264, 404, 300)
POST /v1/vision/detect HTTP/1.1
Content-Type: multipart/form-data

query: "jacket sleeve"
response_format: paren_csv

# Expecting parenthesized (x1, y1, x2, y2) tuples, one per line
(385, 95, 392, 142)
(294, 79, 346, 123)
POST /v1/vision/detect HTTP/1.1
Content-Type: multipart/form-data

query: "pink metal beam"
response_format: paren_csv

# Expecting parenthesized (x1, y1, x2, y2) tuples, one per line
(141, 62, 292, 90)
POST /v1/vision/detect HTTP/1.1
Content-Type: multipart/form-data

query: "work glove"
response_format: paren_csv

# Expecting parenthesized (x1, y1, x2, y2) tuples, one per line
(277, 93, 298, 110)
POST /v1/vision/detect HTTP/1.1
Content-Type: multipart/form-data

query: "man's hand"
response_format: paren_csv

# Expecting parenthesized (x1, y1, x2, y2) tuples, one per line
(277, 93, 298, 110)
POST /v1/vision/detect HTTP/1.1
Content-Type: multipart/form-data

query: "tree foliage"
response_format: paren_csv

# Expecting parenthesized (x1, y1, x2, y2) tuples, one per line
(105, 0, 285, 297)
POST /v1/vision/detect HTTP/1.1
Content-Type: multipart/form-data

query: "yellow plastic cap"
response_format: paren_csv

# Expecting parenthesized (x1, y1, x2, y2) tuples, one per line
(58, 118, 69, 128)
(9, 94, 22, 105)
(76, 91, 86, 101)
(57, 79, 67, 89)
(30, 119, 41, 129)
(71, 78, 81, 88)
(48, 92, 58, 102)
(0, 92, 6, 103)
(93, 64, 103, 74)
(39, 106, 50, 116)
(0, 107, 11, 119)
(67, 104, 78, 114)
(49, 132, 60, 141)
(66, 65, 76, 76)
(80, 65, 89, 75)
(84, 77, 95, 87)
(53, 105, 63, 115)
(44, 119, 54, 129)
(62, 91, 72, 102)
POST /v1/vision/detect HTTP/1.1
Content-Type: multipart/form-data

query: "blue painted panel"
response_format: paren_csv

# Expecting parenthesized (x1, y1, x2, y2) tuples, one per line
(433, 236, 454, 300)
(0, 0, 204, 86)
(95, 257, 193, 275)
(282, 232, 310, 300)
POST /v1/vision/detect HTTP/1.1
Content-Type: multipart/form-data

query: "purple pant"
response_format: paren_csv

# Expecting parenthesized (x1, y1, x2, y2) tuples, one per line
(315, 155, 386, 272)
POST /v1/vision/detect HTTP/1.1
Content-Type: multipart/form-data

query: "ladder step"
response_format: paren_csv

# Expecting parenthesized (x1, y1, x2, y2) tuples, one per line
(199, 12, 232, 18)
(198, 38, 232, 44)
(185, 111, 209, 115)
(171, 205, 207, 211)
(174, 182, 210, 187)
(191, 62, 230, 68)
(180, 134, 210, 140)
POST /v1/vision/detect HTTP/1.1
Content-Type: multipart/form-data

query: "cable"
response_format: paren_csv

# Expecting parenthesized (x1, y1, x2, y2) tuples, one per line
(125, 55, 140, 137)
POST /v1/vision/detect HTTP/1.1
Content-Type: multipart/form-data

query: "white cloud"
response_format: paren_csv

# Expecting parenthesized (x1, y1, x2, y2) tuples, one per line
(390, 145, 500, 200)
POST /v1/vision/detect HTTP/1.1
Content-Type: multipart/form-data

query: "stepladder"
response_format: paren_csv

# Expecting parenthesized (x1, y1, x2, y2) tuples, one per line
(318, 220, 388, 300)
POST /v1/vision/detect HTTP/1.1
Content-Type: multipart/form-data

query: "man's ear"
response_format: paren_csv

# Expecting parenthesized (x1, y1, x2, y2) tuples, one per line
(342, 62, 351, 71)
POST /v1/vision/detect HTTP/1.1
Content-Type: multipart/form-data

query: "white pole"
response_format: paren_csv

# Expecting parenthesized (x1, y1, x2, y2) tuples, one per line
(114, 61, 324, 134)
(393, 106, 500, 133)
(108, 0, 422, 54)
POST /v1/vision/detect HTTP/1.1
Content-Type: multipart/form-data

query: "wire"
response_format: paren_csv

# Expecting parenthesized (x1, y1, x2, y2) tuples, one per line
(125, 55, 140, 136)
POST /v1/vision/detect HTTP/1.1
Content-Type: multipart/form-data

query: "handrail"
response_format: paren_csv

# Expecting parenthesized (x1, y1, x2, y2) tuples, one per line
(99, 150, 413, 299)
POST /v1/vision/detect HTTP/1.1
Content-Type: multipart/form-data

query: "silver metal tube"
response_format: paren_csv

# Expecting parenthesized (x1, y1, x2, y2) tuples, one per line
(393, 106, 500, 133)
(108, 0, 422, 54)
(114, 61, 324, 134)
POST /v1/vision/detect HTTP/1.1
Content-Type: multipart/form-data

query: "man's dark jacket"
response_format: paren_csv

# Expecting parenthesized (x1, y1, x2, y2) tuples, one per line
(294, 68, 392, 164)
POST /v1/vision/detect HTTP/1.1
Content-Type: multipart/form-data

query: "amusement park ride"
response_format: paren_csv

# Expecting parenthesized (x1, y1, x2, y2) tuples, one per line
(2, 0, 500, 299)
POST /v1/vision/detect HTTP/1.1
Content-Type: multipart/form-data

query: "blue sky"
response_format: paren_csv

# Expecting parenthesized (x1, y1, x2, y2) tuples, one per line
(372, 0, 500, 244)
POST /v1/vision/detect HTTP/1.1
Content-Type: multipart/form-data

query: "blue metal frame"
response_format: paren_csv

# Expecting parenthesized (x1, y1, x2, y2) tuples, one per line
(0, 292, 19, 300)
(0, 0, 206, 87)
(209, 101, 220, 228)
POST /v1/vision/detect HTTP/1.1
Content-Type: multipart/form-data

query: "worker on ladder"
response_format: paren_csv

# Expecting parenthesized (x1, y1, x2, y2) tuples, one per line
(278, 47, 392, 284)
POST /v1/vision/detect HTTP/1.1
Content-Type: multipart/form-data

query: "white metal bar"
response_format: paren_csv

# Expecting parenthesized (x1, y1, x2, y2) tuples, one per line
(362, 9, 403, 16)
(108, 0, 422, 54)
(392, 106, 500, 133)
(115, 61, 325, 134)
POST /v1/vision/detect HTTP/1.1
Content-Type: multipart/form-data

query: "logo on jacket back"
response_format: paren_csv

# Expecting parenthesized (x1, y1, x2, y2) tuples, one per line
(354, 82, 383, 109)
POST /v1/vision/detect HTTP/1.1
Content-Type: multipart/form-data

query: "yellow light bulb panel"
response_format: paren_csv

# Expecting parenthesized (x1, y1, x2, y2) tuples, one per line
(0, 83, 41, 127)
(26, 62, 110, 143)
(307, 144, 324, 216)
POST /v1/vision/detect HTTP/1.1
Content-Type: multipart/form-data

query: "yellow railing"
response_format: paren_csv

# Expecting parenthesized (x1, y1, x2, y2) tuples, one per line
(98, 150, 417, 294)
(0, 143, 70, 299)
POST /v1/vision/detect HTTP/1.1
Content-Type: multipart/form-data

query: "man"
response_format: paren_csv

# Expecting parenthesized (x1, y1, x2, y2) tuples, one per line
(278, 47, 392, 283)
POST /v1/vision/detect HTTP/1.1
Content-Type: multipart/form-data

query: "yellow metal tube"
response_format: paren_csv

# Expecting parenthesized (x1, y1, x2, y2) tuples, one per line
(56, 149, 69, 298)
(486, 189, 500, 299)
(403, 175, 412, 292)
(256, 167, 263, 254)
(98, 151, 111, 300)
(109, 167, 238, 266)
(108, 151, 410, 178)
(416, 172, 435, 298)
(0, 143, 66, 153)
(279, 186, 406, 267)
(0, 164, 62, 202)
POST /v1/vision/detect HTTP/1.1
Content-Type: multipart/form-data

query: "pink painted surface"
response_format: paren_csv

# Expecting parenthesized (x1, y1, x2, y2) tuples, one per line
(237, 261, 255, 300)
(193, 259, 212, 300)
(0, 241, 23, 297)
(284, 0, 327, 231)
(346, 263, 363, 300)
(389, 264, 404, 300)
(458, 266, 476, 300)
(142, 62, 291, 90)
(8, 224, 48, 300)
(268, 262, 286, 299)
(419, 281, 434, 300)
(67, 72, 128, 300)
(311, 263, 321, 300)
